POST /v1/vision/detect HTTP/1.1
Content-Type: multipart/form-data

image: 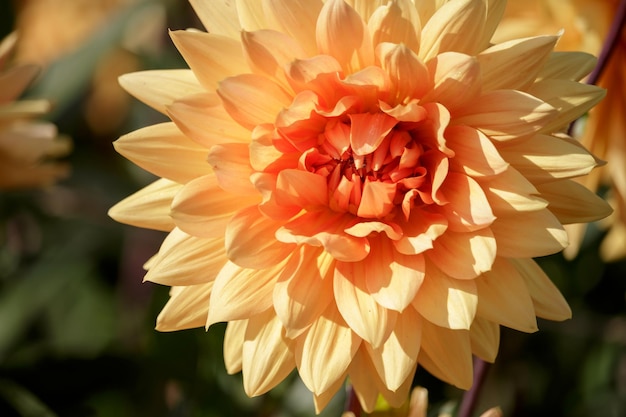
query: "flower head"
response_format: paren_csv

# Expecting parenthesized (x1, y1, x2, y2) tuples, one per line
(0, 33, 71, 189)
(110, 0, 610, 412)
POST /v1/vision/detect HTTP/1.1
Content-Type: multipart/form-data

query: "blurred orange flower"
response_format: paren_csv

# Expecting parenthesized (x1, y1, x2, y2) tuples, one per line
(110, 0, 610, 412)
(495, 0, 626, 260)
(0, 33, 70, 189)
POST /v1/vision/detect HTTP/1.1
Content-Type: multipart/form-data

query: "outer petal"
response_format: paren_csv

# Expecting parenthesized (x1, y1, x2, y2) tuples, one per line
(189, 0, 240, 39)
(273, 246, 335, 338)
(536, 180, 612, 224)
(170, 30, 248, 91)
(476, 257, 538, 332)
(224, 319, 247, 373)
(316, 0, 375, 73)
(263, 0, 323, 55)
(537, 51, 596, 82)
(294, 303, 361, 394)
(490, 209, 568, 258)
(454, 90, 557, 141)
(171, 174, 261, 238)
(368, 0, 421, 52)
(334, 259, 399, 347)
(469, 317, 500, 362)
(242, 309, 295, 396)
(108, 178, 180, 232)
(418, 0, 486, 61)
(480, 167, 547, 215)
(510, 258, 571, 321)
(427, 229, 496, 280)
(156, 283, 212, 331)
(119, 70, 204, 114)
(207, 258, 289, 325)
(225, 205, 296, 269)
(207, 143, 257, 194)
(422, 52, 481, 111)
(376, 43, 430, 103)
(145, 228, 227, 286)
(167, 93, 251, 147)
(418, 321, 473, 389)
(113, 122, 211, 183)
(413, 260, 477, 330)
(445, 125, 508, 177)
(439, 172, 496, 232)
(393, 209, 448, 255)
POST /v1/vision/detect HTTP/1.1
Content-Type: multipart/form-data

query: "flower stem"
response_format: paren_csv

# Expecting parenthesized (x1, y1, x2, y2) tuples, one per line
(586, 0, 626, 86)
(457, 357, 491, 417)
(344, 383, 362, 416)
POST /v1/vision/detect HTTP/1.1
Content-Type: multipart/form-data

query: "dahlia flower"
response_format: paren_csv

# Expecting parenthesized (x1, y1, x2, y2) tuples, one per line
(110, 0, 611, 412)
(0, 33, 70, 189)
(495, 0, 626, 260)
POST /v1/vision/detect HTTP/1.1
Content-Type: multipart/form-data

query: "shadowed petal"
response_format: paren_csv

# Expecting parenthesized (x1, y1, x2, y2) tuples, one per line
(427, 229, 496, 280)
(156, 283, 212, 331)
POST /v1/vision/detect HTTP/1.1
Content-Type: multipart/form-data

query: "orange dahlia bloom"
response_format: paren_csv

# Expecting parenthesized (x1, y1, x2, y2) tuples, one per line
(110, 0, 611, 412)
(0, 33, 70, 189)
(494, 0, 626, 260)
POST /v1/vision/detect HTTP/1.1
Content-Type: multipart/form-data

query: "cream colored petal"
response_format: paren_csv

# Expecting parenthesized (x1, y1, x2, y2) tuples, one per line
(170, 30, 248, 91)
(446, 125, 508, 177)
(469, 317, 500, 362)
(376, 43, 430, 103)
(477, 0, 506, 49)
(225, 205, 296, 269)
(241, 29, 306, 90)
(0, 64, 39, 103)
(119, 70, 204, 114)
(218, 73, 293, 130)
(427, 229, 496, 280)
(156, 283, 212, 331)
(537, 51, 596, 82)
(242, 309, 295, 396)
(490, 209, 568, 258)
(476, 257, 538, 332)
(348, 347, 383, 413)
(0, 99, 51, 119)
(224, 319, 247, 374)
(113, 122, 211, 183)
(480, 167, 547, 215)
(345, 0, 386, 21)
(207, 258, 289, 325)
(422, 52, 481, 111)
(108, 178, 179, 232)
(439, 172, 496, 232)
(510, 258, 571, 321)
(529, 80, 606, 135)
(368, 0, 421, 53)
(273, 246, 335, 338)
(235, 0, 269, 31)
(167, 93, 251, 147)
(294, 303, 361, 394)
(145, 228, 227, 286)
(379, 368, 416, 408)
(454, 90, 557, 141)
(189, 0, 240, 39)
(364, 307, 421, 391)
(394, 210, 448, 255)
(418, 321, 473, 389)
(365, 237, 425, 312)
(334, 260, 399, 347)
(263, 0, 323, 55)
(413, 260, 477, 330)
(497, 134, 598, 183)
(316, 0, 375, 73)
(478, 35, 558, 92)
(537, 180, 612, 224)
(207, 143, 257, 194)
(418, 0, 486, 62)
(276, 210, 370, 262)
(313, 371, 348, 413)
(171, 175, 260, 238)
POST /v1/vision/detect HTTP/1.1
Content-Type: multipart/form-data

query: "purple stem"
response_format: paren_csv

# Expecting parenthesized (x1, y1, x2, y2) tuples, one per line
(457, 357, 491, 417)
(344, 383, 362, 416)
(586, 0, 626, 86)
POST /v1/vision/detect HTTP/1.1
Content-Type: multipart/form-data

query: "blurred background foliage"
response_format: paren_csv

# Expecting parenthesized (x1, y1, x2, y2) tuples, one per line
(0, 1, 625, 416)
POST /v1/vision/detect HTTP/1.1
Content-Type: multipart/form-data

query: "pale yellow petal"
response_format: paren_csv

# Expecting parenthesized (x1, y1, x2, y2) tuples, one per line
(113, 122, 211, 183)
(377, 42, 430, 103)
(537, 180, 612, 224)
(427, 229, 496, 280)
(469, 317, 500, 362)
(263, 0, 323, 55)
(145, 228, 227, 286)
(480, 167, 547, 215)
(156, 283, 212, 331)
(510, 258, 571, 321)
(294, 303, 361, 394)
(171, 174, 260, 238)
(476, 258, 538, 332)
(207, 143, 258, 194)
(189, 0, 240, 39)
(368, 0, 421, 52)
(108, 178, 179, 232)
(537, 51, 596, 82)
(119, 70, 203, 114)
(490, 209, 568, 258)
(422, 51, 481, 111)
(446, 125, 509, 177)
(224, 319, 246, 374)
(242, 309, 295, 396)
(235, 0, 269, 31)
(413, 260, 477, 330)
